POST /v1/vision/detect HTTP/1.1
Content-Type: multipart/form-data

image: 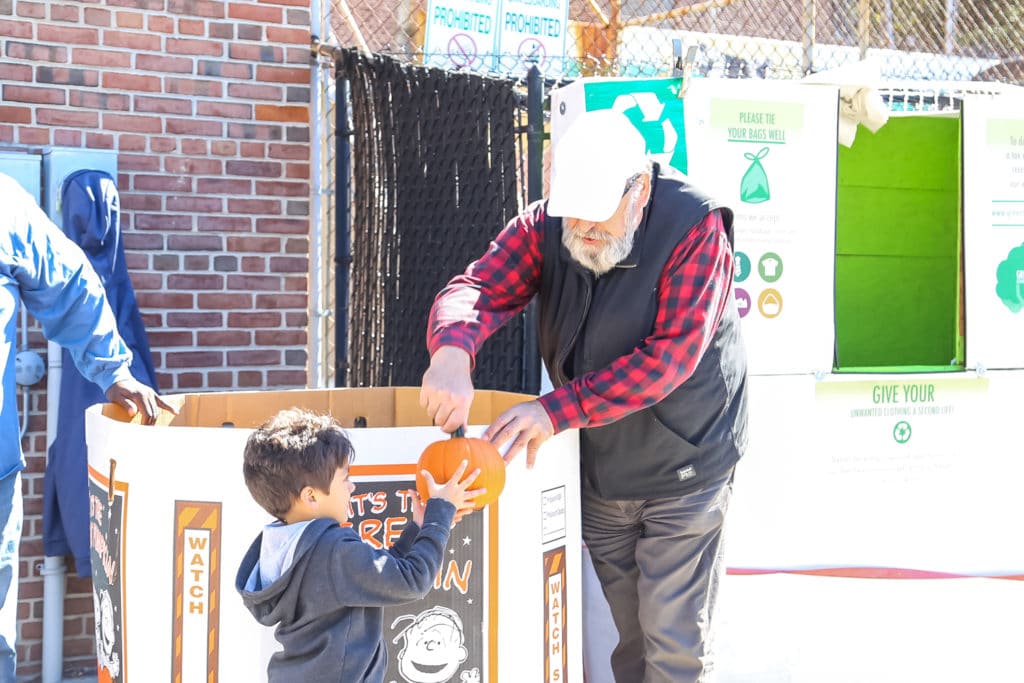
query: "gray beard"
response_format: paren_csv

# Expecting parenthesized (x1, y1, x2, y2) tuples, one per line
(561, 208, 641, 276)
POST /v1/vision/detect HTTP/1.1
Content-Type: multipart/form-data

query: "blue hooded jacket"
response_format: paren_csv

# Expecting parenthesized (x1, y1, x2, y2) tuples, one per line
(44, 169, 158, 576)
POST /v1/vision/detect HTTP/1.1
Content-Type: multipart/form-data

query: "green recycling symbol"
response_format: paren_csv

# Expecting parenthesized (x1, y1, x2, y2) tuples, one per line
(893, 420, 912, 444)
(740, 147, 771, 204)
(995, 242, 1024, 313)
(611, 92, 687, 173)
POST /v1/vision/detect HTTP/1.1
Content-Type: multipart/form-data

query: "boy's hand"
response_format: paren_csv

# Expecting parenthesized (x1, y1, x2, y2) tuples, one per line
(419, 459, 485, 521)
(410, 490, 426, 527)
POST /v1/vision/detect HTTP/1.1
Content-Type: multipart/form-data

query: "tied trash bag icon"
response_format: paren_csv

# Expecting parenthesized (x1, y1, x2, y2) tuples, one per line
(740, 147, 771, 204)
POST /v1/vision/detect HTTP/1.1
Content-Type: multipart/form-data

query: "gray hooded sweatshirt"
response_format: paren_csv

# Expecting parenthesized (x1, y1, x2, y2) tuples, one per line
(235, 499, 455, 682)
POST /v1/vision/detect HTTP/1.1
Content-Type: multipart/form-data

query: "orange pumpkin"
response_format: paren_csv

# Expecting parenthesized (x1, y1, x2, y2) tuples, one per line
(415, 427, 506, 510)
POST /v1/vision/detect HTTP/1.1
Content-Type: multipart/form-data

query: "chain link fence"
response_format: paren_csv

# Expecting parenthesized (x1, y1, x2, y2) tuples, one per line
(324, 0, 1024, 82)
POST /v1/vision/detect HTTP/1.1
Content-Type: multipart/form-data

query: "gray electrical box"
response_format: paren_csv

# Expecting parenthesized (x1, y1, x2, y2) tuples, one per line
(42, 147, 118, 228)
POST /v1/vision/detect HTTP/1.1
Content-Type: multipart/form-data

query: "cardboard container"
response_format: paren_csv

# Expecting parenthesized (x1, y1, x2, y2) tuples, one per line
(85, 387, 582, 683)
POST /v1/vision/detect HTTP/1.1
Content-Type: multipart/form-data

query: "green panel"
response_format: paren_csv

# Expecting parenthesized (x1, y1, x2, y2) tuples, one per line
(836, 187, 958, 256)
(835, 113, 962, 370)
(838, 115, 960, 191)
(835, 255, 958, 367)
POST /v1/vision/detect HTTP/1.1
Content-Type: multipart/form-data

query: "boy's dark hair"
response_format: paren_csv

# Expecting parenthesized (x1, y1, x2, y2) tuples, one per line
(243, 408, 355, 519)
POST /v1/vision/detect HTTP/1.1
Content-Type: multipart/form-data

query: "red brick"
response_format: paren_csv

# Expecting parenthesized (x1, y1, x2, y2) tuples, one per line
(166, 351, 224, 368)
(197, 329, 251, 344)
(226, 160, 281, 178)
(16, 1, 44, 18)
(72, 47, 131, 68)
(119, 154, 161, 171)
(84, 6, 111, 25)
(7, 41, 69, 63)
(229, 43, 282, 62)
(37, 25, 97, 44)
(145, 331, 195, 349)
(255, 103, 307, 123)
(135, 213, 193, 231)
(68, 90, 130, 110)
(147, 14, 174, 32)
(267, 370, 305, 386)
(269, 255, 307, 272)
(255, 179, 307, 195)
(195, 100, 253, 119)
(167, 274, 224, 290)
(103, 112, 161, 132)
(37, 108, 98, 127)
(104, 29, 162, 50)
(136, 292, 194, 308)
(267, 144, 308, 161)
(0, 20, 34, 39)
(211, 140, 236, 156)
(228, 3, 282, 23)
(197, 60, 252, 79)
(226, 236, 282, 252)
(196, 292, 252, 309)
(226, 274, 283, 291)
(167, 37, 224, 56)
(240, 256, 265, 272)
(135, 95, 193, 115)
(168, 0, 225, 19)
(178, 18, 205, 35)
(228, 312, 282, 328)
(228, 122, 283, 141)
(196, 178, 251, 194)
(18, 128, 51, 145)
(240, 141, 266, 158)
(128, 273, 164, 289)
(53, 129, 82, 146)
(0, 106, 32, 124)
(227, 198, 281, 214)
(133, 175, 192, 193)
(181, 138, 209, 155)
(255, 64, 308, 83)
(255, 329, 304, 345)
(255, 294, 306, 312)
(165, 77, 223, 97)
(150, 136, 178, 153)
(165, 118, 223, 136)
(117, 134, 148, 151)
(266, 26, 308, 45)
(163, 156, 222, 175)
(197, 215, 253, 232)
(135, 53, 193, 73)
(2, 85, 65, 105)
(51, 4, 82, 22)
(226, 83, 282, 100)
(167, 234, 223, 250)
(166, 312, 223, 328)
(115, 10, 144, 28)
(102, 72, 161, 92)
(238, 371, 264, 387)
(255, 217, 308, 234)
(207, 371, 234, 387)
(228, 349, 282, 365)
(0, 62, 32, 81)
(167, 195, 222, 212)
(86, 132, 115, 148)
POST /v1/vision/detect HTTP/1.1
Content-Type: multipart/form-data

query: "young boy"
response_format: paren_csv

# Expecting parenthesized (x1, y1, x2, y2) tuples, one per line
(235, 408, 482, 682)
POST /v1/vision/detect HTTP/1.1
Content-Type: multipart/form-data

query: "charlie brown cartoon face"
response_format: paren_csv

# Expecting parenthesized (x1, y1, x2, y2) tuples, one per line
(392, 606, 469, 683)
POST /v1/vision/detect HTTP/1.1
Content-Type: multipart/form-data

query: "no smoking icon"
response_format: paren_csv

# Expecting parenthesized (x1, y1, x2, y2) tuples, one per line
(518, 38, 546, 66)
(447, 33, 478, 68)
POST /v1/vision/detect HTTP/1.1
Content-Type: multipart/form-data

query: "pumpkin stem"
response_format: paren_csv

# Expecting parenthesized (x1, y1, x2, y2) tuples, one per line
(452, 426, 465, 439)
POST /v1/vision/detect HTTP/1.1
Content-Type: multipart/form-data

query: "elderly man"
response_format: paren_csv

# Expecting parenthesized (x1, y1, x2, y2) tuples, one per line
(420, 109, 748, 682)
(1, 171, 174, 681)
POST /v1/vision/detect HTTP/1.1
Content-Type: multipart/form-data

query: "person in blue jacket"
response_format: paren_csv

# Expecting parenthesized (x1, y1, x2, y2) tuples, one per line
(0, 171, 173, 682)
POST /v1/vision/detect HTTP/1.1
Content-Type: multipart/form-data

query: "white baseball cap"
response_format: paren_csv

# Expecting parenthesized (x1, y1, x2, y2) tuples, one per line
(547, 109, 649, 223)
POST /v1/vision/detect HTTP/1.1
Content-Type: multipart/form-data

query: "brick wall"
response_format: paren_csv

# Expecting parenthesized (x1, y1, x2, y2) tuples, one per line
(1, 0, 313, 676)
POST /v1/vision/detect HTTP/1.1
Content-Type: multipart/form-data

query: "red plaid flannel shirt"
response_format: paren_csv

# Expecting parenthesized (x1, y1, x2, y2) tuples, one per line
(427, 204, 735, 434)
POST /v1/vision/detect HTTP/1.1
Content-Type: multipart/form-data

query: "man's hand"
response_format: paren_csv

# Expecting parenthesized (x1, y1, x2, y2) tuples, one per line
(484, 400, 554, 469)
(105, 378, 177, 425)
(420, 346, 474, 433)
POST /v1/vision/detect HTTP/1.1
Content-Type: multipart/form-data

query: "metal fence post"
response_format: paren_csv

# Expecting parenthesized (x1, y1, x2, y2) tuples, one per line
(522, 63, 544, 394)
(335, 73, 352, 387)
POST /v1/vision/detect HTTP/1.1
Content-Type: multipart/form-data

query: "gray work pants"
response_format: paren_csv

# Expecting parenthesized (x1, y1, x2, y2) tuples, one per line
(581, 470, 733, 683)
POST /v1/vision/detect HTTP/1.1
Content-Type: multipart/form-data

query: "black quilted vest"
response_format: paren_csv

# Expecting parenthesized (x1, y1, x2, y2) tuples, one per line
(537, 164, 748, 499)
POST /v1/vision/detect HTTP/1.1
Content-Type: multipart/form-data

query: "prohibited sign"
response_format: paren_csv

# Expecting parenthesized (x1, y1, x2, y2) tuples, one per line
(447, 33, 478, 68)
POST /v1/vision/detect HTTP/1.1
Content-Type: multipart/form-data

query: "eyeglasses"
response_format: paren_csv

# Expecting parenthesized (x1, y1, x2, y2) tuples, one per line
(622, 173, 644, 197)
